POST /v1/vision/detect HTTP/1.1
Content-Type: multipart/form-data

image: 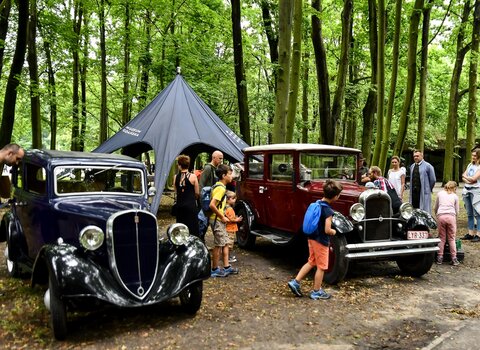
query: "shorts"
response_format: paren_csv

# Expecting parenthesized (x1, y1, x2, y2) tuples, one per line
(227, 230, 236, 249)
(209, 219, 229, 247)
(307, 239, 329, 270)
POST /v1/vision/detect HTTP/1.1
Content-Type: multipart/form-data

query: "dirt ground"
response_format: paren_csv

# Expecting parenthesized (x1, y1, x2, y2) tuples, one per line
(1, 190, 480, 350)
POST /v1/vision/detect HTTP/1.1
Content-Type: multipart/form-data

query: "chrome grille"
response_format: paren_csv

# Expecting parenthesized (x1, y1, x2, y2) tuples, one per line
(363, 195, 392, 241)
(107, 210, 158, 300)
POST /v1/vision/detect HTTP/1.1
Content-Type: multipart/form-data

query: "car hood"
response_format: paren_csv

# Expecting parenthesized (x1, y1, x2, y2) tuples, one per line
(302, 180, 364, 198)
(53, 197, 145, 220)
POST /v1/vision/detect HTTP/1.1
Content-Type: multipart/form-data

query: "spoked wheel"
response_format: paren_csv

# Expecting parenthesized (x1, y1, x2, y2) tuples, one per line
(179, 281, 203, 314)
(235, 204, 256, 249)
(47, 273, 68, 340)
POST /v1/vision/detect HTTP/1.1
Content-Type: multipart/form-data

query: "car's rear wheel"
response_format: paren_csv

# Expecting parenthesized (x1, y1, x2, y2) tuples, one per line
(48, 273, 68, 340)
(235, 204, 256, 249)
(324, 235, 349, 285)
(179, 281, 203, 314)
(396, 253, 434, 277)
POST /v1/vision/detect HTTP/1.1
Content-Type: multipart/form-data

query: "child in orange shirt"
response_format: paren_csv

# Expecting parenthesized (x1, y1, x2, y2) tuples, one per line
(224, 191, 242, 263)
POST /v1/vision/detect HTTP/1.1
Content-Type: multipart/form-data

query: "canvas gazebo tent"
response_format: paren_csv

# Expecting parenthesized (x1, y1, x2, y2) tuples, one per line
(94, 73, 249, 213)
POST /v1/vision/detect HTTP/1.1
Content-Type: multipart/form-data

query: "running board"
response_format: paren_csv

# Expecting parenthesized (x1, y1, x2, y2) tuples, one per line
(250, 230, 294, 246)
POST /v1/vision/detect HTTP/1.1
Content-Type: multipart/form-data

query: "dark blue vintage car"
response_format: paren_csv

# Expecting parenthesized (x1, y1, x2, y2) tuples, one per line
(0, 149, 210, 340)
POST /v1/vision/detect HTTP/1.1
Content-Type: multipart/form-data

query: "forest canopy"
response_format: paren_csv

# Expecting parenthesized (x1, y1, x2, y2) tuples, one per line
(0, 0, 479, 183)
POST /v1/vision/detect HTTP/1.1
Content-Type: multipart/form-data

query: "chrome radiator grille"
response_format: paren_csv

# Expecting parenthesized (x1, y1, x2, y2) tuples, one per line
(363, 195, 392, 241)
(107, 210, 158, 300)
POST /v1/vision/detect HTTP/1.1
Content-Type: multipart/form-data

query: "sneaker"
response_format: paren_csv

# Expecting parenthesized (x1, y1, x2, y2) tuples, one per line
(229, 255, 237, 263)
(224, 266, 239, 275)
(472, 236, 480, 242)
(287, 279, 303, 297)
(461, 233, 474, 240)
(210, 268, 226, 278)
(451, 258, 460, 266)
(436, 255, 443, 265)
(310, 289, 331, 300)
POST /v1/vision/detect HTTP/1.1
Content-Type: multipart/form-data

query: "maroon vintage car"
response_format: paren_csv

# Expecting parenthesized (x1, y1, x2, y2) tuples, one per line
(235, 144, 440, 284)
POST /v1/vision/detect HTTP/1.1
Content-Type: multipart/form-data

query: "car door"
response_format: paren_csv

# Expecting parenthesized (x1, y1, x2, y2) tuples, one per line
(241, 153, 268, 224)
(13, 162, 50, 259)
(265, 152, 296, 232)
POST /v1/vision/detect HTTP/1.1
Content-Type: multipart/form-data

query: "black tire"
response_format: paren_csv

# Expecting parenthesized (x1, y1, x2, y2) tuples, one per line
(5, 242, 20, 278)
(324, 235, 349, 285)
(48, 273, 68, 340)
(396, 253, 434, 277)
(179, 281, 203, 314)
(235, 204, 256, 249)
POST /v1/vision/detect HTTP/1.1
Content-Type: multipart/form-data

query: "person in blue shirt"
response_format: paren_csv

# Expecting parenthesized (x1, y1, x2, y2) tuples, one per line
(287, 179, 343, 300)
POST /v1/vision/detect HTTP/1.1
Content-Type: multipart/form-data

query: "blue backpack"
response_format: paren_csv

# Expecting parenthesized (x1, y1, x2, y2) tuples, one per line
(302, 200, 328, 235)
(200, 183, 226, 215)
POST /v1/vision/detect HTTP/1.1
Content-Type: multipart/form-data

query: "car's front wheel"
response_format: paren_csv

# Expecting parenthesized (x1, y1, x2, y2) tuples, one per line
(396, 253, 434, 277)
(5, 243, 20, 278)
(179, 281, 203, 314)
(48, 273, 68, 340)
(235, 203, 256, 249)
(324, 235, 349, 285)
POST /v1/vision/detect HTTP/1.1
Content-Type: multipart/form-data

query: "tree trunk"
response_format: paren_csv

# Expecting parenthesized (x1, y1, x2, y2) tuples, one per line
(139, 8, 152, 109)
(416, 1, 432, 152)
(260, 0, 278, 143)
(331, 0, 353, 146)
(301, 52, 310, 143)
(0, 0, 28, 146)
(79, 11, 88, 151)
(27, 0, 41, 148)
(99, 0, 108, 144)
(443, 1, 471, 184)
(122, 1, 131, 125)
(286, 0, 302, 142)
(361, 0, 378, 163)
(272, 0, 292, 143)
(380, 0, 402, 169)
(344, 16, 357, 148)
(231, 0, 251, 145)
(311, 0, 332, 144)
(70, 1, 82, 151)
(43, 39, 57, 150)
(0, 0, 11, 78)
(466, 0, 480, 154)
(372, 0, 385, 167)
(393, 0, 425, 156)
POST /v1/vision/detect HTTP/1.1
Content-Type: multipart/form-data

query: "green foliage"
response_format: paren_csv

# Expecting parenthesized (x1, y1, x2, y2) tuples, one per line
(0, 0, 478, 151)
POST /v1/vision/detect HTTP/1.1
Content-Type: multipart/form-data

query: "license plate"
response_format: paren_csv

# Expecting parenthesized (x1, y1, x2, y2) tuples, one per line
(407, 231, 429, 240)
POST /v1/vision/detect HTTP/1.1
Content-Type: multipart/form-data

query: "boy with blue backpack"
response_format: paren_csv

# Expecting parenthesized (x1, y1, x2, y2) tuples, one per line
(288, 179, 343, 300)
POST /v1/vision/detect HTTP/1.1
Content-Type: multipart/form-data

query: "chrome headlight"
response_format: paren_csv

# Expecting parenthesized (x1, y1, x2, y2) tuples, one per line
(79, 225, 104, 250)
(350, 203, 365, 222)
(167, 223, 190, 246)
(400, 202, 414, 220)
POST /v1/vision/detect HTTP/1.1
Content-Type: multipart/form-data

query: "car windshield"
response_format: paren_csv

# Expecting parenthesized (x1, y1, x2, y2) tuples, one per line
(54, 166, 144, 195)
(300, 153, 357, 181)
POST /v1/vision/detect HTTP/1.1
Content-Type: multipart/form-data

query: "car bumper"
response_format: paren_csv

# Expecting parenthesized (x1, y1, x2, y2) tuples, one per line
(344, 238, 441, 260)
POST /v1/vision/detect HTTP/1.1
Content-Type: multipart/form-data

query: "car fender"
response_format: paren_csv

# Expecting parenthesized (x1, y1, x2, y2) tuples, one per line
(332, 211, 354, 234)
(32, 239, 211, 306)
(407, 209, 437, 230)
(236, 200, 255, 228)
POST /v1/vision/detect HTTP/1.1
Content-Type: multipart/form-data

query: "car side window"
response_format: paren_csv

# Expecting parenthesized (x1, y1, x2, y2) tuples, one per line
(26, 164, 46, 195)
(247, 156, 264, 179)
(269, 154, 293, 182)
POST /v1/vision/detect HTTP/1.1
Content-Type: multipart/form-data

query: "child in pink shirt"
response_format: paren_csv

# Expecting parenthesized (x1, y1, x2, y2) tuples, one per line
(434, 181, 460, 266)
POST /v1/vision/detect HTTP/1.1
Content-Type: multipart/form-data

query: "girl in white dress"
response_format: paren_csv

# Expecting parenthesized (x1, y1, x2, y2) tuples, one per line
(387, 156, 406, 200)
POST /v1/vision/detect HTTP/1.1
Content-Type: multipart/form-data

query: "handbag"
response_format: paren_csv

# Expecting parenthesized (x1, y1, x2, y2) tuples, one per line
(385, 181, 402, 213)
(171, 202, 178, 216)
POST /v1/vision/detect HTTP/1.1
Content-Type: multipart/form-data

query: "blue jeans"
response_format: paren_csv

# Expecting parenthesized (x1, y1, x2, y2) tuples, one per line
(463, 191, 480, 231)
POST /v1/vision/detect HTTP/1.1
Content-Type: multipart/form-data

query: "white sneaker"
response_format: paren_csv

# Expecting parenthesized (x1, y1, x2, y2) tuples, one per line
(229, 255, 237, 263)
